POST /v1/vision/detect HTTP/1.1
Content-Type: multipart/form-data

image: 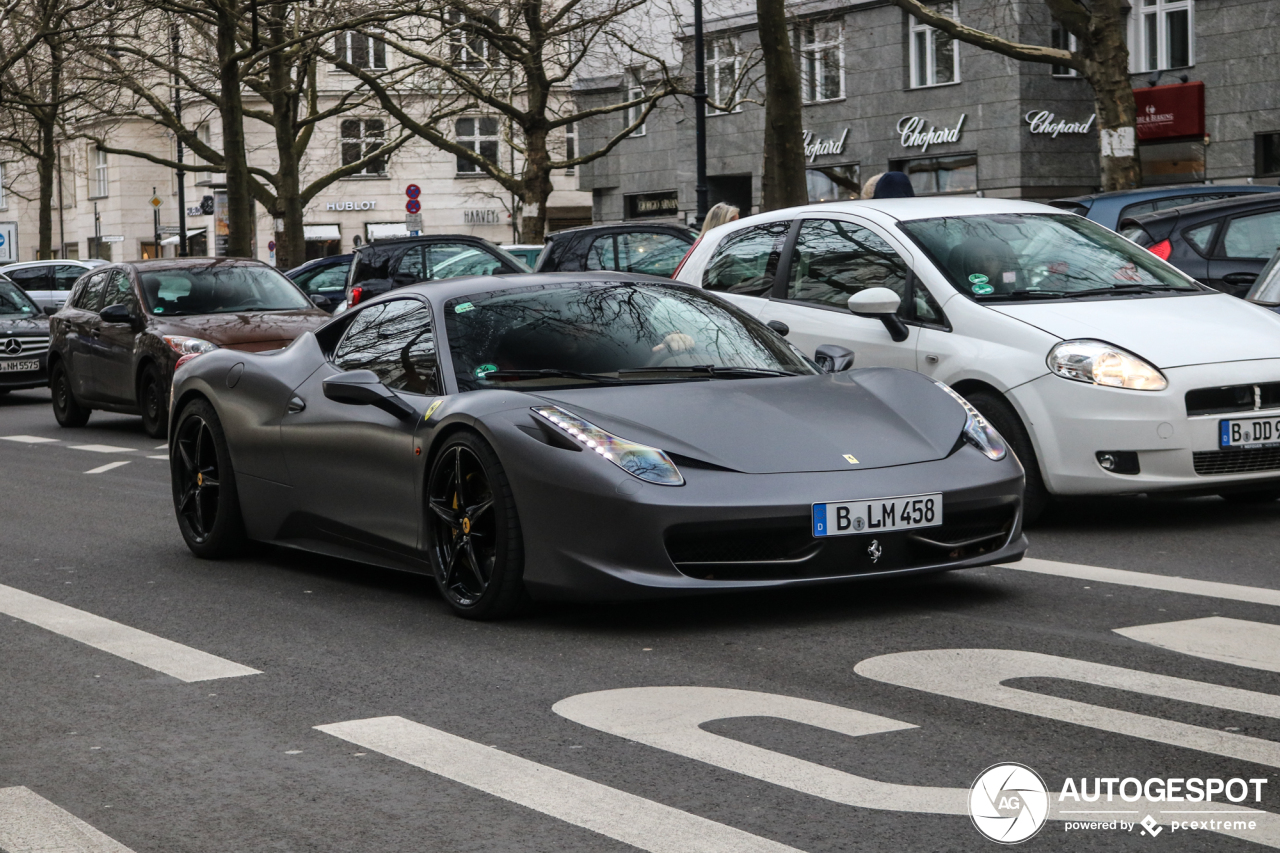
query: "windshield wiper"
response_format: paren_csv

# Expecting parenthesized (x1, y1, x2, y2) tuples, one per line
(481, 369, 624, 384)
(1071, 283, 1189, 296)
(617, 364, 796, 378)
(975, 290, 1072, 300)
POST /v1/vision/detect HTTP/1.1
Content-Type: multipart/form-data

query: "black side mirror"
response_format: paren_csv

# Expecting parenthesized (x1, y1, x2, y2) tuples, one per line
(766, 320, 789, 337)
(310, 294, 329, 307)
(99, 303, 134, 324)
(815, 344, 855, 373)
(43, 305, 57, 316)
(322, 369, 416, 421)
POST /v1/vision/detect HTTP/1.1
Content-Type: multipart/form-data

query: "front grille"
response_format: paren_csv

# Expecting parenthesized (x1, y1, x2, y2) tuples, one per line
(666, 522, 817, 566)
(0, 336, 49, 357)
(1194, 447, 1280, 476)
(1186, 383, 1280, 416)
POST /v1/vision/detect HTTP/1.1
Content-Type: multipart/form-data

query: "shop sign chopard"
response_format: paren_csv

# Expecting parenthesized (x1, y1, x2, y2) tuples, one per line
(1024, 110, 1096, 137)
(803, 129, 849, 162)
(897, 115, 965, 152)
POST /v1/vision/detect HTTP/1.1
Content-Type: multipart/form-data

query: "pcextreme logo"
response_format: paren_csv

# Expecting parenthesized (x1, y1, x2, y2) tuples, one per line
(969, 763, 1050, 844)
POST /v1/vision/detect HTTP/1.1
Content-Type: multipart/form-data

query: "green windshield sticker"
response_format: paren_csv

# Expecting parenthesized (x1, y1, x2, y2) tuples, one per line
(154, 306, 165, 313)
(968, 273, 989, 285)
(454, 302, 475, 314)
(971, 282, 995, 295)
(474, 363, 498, 378)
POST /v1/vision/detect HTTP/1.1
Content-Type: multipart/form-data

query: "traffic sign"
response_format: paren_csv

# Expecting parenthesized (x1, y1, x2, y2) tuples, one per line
(268, 240, 276, 251)
(406, 184, 421, 200)
(406, 198, 421, 214)
(405, 213, 423, 230)
(149, 195, 163, 209)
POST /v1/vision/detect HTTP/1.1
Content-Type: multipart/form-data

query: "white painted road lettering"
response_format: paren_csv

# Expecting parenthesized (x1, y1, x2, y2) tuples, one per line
(1000, 557, 1280, 607)
(0, 786, 136, 853)
(1116, 617, 1280, 673)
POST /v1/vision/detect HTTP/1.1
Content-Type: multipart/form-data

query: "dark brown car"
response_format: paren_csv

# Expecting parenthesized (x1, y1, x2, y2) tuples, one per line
(48, 258, 328, 437)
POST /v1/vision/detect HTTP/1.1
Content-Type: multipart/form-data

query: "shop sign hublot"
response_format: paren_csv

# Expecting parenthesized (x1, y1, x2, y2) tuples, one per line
(897, 115, 966, 152)
(803, 129, 849, 162)
(1024, 110, 1096, 137)
(326, 200, 378, 211)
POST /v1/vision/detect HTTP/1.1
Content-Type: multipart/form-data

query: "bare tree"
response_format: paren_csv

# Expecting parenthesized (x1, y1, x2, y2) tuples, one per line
(891, 0, 1139, 190)
(754, 0, 805, 211)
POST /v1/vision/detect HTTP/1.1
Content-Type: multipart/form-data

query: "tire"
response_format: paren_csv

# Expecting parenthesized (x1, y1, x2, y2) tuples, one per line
(50, 360, 91, 427)
(138, 363, 169, 439)
(1219, 489, 1280, 504)
(171, 398, 248, 558)
(426, 431, 527, 619)
(964, 390, 1051, 524)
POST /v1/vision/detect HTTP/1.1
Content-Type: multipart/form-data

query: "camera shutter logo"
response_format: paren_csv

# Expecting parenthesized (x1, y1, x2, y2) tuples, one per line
(969, 763, 1049, 844)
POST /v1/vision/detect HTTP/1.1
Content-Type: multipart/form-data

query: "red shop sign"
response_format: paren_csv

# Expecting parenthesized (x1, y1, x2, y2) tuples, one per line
(1133, 81, 1205, 141)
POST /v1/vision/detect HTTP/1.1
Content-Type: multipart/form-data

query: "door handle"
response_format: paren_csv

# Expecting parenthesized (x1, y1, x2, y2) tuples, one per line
(1222, 272, 1258, 285)
(287, 396, 306, 414)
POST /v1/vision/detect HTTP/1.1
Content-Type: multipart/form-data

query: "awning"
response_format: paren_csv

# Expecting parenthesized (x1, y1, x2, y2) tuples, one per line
(366, 222, 410, 240)
(304, 224, 341, 241)
(160, 228, 205, 246)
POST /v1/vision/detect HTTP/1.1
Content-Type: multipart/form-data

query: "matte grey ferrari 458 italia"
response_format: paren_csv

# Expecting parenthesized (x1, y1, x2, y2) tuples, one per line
(167, 272, 1027, 618)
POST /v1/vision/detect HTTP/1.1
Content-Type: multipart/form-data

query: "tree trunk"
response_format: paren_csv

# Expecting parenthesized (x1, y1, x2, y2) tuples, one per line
(755, 0, 808, 211)
(267, 15, 303, 270)
(520, 125, 552, 244)
(215, 6, 256, 257)
(1083, 0, 1141, 190)
(36, 118, 56, 260)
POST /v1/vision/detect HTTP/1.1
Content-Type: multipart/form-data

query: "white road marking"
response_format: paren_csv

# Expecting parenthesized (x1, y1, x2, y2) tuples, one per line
(0, 435, 59, 444)
(316, 716, 803, 853)
(153, 443, 167, 449)
(1117, 616, 1280, 673)
(146, 455, 168, 460)
(999, 557, 1280, 607)
(0, 786, 136, 852)
(85, 462, 131, 475)
(67, 445, 135, 454)
(0, 582, 260, 682)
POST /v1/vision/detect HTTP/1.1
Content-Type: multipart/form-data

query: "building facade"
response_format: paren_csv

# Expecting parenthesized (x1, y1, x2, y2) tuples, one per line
(577, 0, 1280, 226)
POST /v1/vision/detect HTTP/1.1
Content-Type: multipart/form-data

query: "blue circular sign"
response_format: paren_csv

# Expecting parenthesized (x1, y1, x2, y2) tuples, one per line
(0, 234, 6, 247)
(406, 184, 421, 200)
(406, 199, 421, 214)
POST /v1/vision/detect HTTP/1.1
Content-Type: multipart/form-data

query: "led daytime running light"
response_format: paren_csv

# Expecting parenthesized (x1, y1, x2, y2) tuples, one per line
(532, 406, 684, 486)
(933, 381, 1008, 461)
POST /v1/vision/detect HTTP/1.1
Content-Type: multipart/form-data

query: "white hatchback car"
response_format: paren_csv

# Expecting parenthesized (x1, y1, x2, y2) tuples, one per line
(675, 198, 1280, 518)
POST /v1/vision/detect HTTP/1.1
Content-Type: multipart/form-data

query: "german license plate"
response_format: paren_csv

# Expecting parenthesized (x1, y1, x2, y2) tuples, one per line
(0, 360, 39, 373)
(1219, 416, 1280, 449)
(813, 493, 943, 537)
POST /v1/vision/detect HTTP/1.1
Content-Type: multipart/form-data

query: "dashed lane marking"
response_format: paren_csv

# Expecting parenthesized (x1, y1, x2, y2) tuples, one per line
(316, 716, 803, 853)
(0, 582, 260, 682)
(153, 443, 167, 449)
(1117, 616, 1280, 673)
(999, 557, 1280, 607)
(85, 461, 131, 475)
(146, 455, 167, 460)
(67, 445, 136, 454)
(0, 435, 59, 444)
(0, 786, 136, 852)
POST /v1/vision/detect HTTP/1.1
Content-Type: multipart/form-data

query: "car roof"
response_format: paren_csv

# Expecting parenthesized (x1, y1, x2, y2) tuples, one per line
(546, 222, 695, 240)
(502, 244, 544, 250)
(365, 271, 688, 306)
(117, 258, 278, 272)
(1055, 185, 1280, 205)
(716, 197, 1059, 227)
(1122, 192, 1280, 224)
(359, 234, 493, 249)
(0, 259, 99, 269)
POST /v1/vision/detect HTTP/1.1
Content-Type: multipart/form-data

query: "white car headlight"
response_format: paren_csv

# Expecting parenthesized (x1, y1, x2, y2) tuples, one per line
(163, 335, 220, 356)
(1047, 340, 1167, 391)
(532, 406, 684, 486)
(934, 381, 1007, 461)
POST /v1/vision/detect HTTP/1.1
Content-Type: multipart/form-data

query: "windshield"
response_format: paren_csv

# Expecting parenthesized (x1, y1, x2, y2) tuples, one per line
(0, 279, 40, 315)
(139, 264, 312, 315)
(445, 282, 816, 391)
(898, 213, 1201, 301)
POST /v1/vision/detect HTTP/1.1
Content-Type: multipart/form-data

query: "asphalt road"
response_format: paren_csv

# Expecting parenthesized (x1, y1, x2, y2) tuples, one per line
(2, 385, 1279, 852)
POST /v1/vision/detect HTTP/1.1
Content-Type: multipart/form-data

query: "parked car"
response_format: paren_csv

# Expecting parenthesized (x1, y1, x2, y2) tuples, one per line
(48, 258, 329, 437)
(0, 259, 108, 312)
(167, 272, 1026, 618)
(1246, 250, 1280, 315)
(337, 235, 526, 313)
(1119, 194, 1280, 298)
(0, 275, 51, 393)
(285, 254, 352, 312)
(1050, 185, 1280, 232)
(501, 244, 545, 269)
(533, 223, 696, 277)
(675, 198, 1280, 519)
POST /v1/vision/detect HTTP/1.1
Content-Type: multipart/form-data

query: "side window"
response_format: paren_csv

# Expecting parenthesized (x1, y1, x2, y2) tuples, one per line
(785, 219, 911, 313)
(584, 236, 616, 271)
(296, 266, 350, 294)
(617, 232, 691, 277)
(53, 265, 85, 291)
(7, 266, 50, 291)
(73, 273, 107, 311)
(1222, 210, 1280, 259)
(99, 271, 139, 313)
(703, 222, 790, 297)
(394, 247, 425, 283)
(1183, 222, 1218, 256)
(332, 299, 440, 395)
(424, 243, 507, 279)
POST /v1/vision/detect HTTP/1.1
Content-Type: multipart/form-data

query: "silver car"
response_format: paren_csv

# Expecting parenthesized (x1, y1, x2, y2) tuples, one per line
(1, 259, 108, 311)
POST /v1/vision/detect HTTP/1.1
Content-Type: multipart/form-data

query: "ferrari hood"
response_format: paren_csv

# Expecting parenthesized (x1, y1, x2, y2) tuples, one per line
(988, 293, 1280, 369)
(152, 310, 327, 351)
(531, 368, 966, 474)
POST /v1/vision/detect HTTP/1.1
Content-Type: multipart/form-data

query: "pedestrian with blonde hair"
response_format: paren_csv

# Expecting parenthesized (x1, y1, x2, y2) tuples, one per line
(700, 202, 740, 235)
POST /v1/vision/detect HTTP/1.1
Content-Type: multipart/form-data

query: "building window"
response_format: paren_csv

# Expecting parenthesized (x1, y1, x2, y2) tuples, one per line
(446, 9, 492, 68)
(564, 122, 576, 175)
(797, 20, 844, 103)
(1051, 24, 1079, 77)
(888, 153, 977, 195)
(626, 83, 647, 137)
(1258, 132, 1280, 178)
(340, 118, 387, 176)
(194, 123, 213, 186)
(455, 117, 499, 174)
(707, 37, 742, 114)
(91, 146, 109, 198)
(1134, 0, 1193, 72)
(806, 163, 861, 203)
(334, 31, 387, 70)
(909, 4, 958, 88)
(60, 154, 75, 208)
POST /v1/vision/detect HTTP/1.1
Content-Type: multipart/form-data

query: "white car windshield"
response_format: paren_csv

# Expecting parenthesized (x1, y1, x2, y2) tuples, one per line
(899, 213, 1202, 301)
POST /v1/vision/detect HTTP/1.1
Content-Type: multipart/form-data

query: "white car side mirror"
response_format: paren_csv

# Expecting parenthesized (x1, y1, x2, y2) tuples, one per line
(847, 287, 901, 316)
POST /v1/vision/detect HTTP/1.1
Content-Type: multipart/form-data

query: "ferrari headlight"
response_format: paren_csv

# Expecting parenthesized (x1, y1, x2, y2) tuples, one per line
(163, 335, 220, 356)
(1047, 340, 1167, 391)
(934, 381, 1007, 461)
(532, 406, 684, 486)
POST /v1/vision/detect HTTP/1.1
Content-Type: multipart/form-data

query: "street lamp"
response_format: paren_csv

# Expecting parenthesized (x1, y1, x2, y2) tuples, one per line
(172, 22, 188, 257)
(692, 0, 708, 226)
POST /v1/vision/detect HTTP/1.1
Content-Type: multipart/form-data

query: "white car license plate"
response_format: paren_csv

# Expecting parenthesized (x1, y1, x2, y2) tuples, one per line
(1219, 416, 1280, 449)
(813, 493, 943, 537)
(0, 360, 39, 373)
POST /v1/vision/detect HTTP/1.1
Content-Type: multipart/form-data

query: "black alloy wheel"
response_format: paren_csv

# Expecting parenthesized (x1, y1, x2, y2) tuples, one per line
(426, 432, 526, 619)
(50, 360, 90, 427)
(965, 390, 1050, 524)
(171, 399, 247, 558)
(139, 364, 169, 439)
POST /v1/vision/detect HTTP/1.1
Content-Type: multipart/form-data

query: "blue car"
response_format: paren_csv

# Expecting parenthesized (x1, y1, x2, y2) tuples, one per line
(1050, 185, 1280, 232)
(284, 254, 352, 312)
